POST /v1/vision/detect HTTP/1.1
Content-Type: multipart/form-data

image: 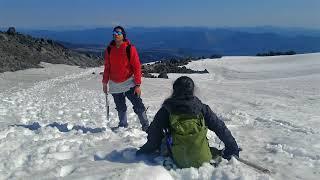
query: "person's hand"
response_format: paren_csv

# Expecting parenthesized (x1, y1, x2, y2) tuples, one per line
(134, 85, 141, 96)
(222, 148, 240, 160)
(103, 83, 108, 94)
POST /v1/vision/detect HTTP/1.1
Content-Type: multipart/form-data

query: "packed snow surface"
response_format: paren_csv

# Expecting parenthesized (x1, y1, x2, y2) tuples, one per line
(0, 53, 319, 180)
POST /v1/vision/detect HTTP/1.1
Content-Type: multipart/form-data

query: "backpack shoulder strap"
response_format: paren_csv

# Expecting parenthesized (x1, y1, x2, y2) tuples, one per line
(107, 46, 111, 55)
(162, 105, 177, 126)
(197, 113, 206, 127)
(126, 44, 131, 61)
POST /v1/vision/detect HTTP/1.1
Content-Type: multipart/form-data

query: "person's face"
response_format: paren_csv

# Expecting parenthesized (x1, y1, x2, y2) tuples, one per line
(113, 28, 124, 42)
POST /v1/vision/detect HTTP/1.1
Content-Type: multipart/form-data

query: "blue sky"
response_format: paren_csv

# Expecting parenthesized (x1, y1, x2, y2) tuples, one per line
(0, 0, 319, 29)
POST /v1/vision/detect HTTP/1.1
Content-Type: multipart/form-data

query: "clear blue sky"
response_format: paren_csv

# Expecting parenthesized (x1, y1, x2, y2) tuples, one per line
(1, 0, 319, 29)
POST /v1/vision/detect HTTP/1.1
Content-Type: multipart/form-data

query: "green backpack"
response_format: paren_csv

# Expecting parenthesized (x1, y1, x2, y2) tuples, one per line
(169, 113, 212, 168)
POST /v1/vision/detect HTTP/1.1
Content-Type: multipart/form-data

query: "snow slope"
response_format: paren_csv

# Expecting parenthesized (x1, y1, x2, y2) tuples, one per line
(0, 53, 319, 180)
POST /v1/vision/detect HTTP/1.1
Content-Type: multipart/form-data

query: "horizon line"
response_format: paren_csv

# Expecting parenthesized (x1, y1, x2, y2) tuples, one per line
(1, 25, 320, 31)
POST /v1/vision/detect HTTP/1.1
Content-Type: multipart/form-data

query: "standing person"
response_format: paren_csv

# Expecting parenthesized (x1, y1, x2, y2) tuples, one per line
(136, 76, 240, 168)
(102, 26, 149, 131)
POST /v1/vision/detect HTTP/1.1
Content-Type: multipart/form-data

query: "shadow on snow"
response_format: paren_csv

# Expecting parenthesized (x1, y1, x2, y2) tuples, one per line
(11, 122, 106, 133)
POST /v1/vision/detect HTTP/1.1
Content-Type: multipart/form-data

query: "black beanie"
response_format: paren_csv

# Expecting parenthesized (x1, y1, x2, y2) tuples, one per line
(173, 76, 195, 97)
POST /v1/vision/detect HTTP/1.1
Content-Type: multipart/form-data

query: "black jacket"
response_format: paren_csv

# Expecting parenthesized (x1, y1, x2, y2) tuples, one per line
(137, 95, 239, 156)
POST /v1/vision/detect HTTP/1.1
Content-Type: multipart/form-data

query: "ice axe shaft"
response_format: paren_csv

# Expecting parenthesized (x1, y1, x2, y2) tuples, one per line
(220, 148, 271, 174)
(234, 156, 271, 174)
(105, 93, 110, 121)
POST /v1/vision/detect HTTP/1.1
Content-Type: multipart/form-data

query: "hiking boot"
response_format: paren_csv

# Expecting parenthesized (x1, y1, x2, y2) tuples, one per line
(138, 111, 149, 132)
(118, 111, 128, 128)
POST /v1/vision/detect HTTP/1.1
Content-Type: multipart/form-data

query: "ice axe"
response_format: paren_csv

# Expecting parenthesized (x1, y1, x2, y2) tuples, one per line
(232, 148, 271, 174)
(105, 93, 110, 121)
(218, 147, 271, 174)
(234, 156, 271, 174)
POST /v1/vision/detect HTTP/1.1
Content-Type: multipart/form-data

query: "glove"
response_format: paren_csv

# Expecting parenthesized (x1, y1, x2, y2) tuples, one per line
(222, 148, 240, 160)
(134, 85, 141, 96)
(103, 83, 108, 94)
(136, 149, 143, 156)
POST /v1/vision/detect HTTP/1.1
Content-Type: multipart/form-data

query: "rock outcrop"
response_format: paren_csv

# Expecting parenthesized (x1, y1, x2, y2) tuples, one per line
(0, 28, 103, 73)
(142, 59, 209, 79)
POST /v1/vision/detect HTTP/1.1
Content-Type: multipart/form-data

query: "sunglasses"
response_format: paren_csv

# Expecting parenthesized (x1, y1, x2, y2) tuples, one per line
(113, 31, 123, 36)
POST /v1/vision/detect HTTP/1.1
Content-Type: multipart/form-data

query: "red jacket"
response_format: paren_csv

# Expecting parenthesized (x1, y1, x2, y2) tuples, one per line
(102, 40, 142, 85)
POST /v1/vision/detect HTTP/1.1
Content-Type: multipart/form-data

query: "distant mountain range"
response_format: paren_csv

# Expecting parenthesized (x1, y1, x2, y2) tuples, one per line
(6, 26, 320, 62)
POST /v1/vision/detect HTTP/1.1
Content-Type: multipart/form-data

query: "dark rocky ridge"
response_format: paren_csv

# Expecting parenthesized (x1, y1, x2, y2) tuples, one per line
(142, 59, 209, 79)
(0, 28, 103, 73)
